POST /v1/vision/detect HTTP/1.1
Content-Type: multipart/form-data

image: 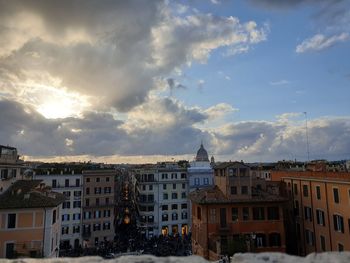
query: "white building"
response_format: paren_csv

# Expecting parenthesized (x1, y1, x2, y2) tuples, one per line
(33, 167, 83, 250)
(0, 145, 24, 194)
(134, 162, 190, 239)
(188, 143, 214, 192)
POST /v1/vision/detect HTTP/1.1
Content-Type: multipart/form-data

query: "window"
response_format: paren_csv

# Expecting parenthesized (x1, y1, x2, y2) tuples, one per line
(142, 185, 146, 191)
(61, 226, 69, 235)
(65, 179, 69, 187)
(149, 185, 153, 191)
(181, 173, 187, 179)
(305, 229, 314, 245)
(95, 211, 101, 219)
(63, 201, 71, 209)
(96, 177, 100, 182)
(172, 204, 178, 210)
(163, 193, 168, 200)
(7, 213, 16, 228)
(162, 173, 168, 179)
(243, 207, 249, 220)
(86, 187, 90, 195)
(197, 207, 202, 220)
(316, 209, 325, 226)
(230, 186, 237, 195)
(333, 188, 339, 204)
(148, 194, 154, 202)
(172, 213, 178, 220)
(293, 183, 298, 195)
(294, 200, 299, 216)
(163, 184, 167, 190)
(85, 198, 89, 207)
(320, 235, 326, 251)
(255, 234, 266, 247)
(162, 214, 168, 221)
(181, 212, 188, 219)
(181, 203, 187, 209)
(173, 184, 176, 190)
(103, 210, 111, 217)
(52, 179, 57, 188)
(194, 178, 200, 185)
(73, 213, 81, 220)
(105, 197, 109, 205)
(94, 187, 101, 194)
(267, 207, 279, 220)
(86, 178, 90, 183)
(84, 212, 91, 219)
(63, 191, 70, 197)
(172, 193, 178, 199)
(338, 243, 344, 252)
(333, 214, 344, 233)
(73, 225, 80, 233)
(269, 233, 281, 247)
(241, 186, 248, 195)
(231, 208, 238, 221)
(93, 223, 101, 231)
(209, 208, 216, 222)
(303, 185, 309, 197)
(106, 177, 110, 182)
(96, 198, 100, 206)
(162, 205, 168, 211)
(182, 183, 186, 189)
(316, 186, 321, 200)
(204, 178, 209, 185)
(253, 207, 265, 220)
(74, 191, 81, 197)
(73, 201, 81, 208)
(181, 192, 186, 198)
(171, 173, 177, 179)
(62, 214, 70, 221)
(228, 168, 236, 176)
(304, 206, 312, 221)
(76, 179, 80, 187)
(148, 216, 154, 223)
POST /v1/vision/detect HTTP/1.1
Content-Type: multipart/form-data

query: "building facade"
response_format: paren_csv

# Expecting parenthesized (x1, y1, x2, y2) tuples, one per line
(274, 170, 350, 255)
(190, 162, 288, 260)
(82, 169, 115, 247)
(33, 167, 83, 250)
(0, 145, 24, 194)
(134, 162, 190, 238)
(0, 180, 65, 258)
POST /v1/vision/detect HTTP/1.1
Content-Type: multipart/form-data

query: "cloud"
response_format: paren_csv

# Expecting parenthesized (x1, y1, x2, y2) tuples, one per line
(296, 33, 349, 53)
(0, 0, 268, 115)
(269, 80, 290, 85)
(2, 98, 349, 162)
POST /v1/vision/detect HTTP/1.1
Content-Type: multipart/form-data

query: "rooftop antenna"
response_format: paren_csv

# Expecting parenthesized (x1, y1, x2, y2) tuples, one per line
(303, 112, 310, 162)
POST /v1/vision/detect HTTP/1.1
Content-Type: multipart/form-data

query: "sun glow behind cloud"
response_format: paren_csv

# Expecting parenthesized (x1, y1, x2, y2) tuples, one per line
(31, 85, 90, 119)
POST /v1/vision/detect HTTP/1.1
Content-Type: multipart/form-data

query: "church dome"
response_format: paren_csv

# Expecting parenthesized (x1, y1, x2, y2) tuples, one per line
(196, 143, 209, 162)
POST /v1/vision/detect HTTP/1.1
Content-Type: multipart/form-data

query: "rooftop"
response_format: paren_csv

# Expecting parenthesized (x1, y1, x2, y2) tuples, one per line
(0, 180, 66, 209)
(189, 186, 288, 205)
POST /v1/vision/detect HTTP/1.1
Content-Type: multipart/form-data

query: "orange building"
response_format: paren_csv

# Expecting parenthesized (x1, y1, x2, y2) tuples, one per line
(82, 169, 115, 247)
(0, 180, 65, 258)
(273, 170, 350, 255)
(190, 162, 288, 260)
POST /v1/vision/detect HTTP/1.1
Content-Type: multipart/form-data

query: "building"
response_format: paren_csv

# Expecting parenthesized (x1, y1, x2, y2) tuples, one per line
(0, 145, 25, 194)
(188, 143, 214, 192)
(134, 162, 190, 238)
(274, 170, 350, 255)
(0, 180, 65, 258)
(33, 165, 83, 250)
(190, 162, 288, 260)
(82, 169, 115, 247)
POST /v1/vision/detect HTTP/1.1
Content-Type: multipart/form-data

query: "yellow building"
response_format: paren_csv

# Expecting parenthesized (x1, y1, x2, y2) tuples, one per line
(272, 170, 350, 255)
(0, 180, 65, 258)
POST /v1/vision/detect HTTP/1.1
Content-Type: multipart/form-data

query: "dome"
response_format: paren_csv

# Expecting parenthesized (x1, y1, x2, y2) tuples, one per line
(196, 143, 209, 162)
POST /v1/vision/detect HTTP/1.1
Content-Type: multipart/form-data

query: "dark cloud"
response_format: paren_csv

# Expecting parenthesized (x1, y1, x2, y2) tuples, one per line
(1, 99, 349, 161)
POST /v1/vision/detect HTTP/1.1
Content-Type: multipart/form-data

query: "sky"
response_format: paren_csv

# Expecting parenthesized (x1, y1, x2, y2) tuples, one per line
(0, 0, 350, 163)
